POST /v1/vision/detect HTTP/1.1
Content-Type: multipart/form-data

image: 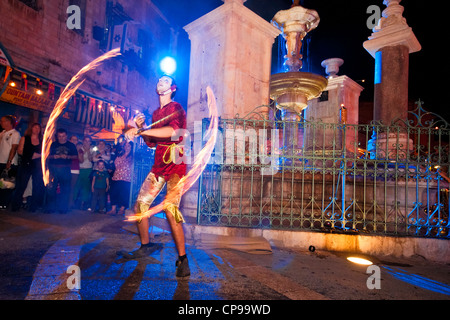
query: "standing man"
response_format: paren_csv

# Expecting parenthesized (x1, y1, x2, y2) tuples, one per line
(46, 128, 78, 214)
(0, 115, 20, 209)
(120, 75, 190, 279)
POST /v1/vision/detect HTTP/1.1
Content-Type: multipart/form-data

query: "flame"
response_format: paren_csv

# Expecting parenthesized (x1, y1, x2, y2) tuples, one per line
(41, 48, 121, 186)
(126, 86, 219, 222)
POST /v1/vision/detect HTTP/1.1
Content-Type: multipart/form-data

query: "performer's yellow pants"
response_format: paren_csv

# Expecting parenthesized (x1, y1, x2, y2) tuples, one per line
(134, 172, 184, 224)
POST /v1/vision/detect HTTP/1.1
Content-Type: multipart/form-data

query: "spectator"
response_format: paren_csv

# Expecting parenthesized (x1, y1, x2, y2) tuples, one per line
(89, 159, 109, 213)
(69, 135, 80, 208)
(45, 128, 78, 214)
(107, 141, 133, 215)
(73, 136, 93, 210)
(0, 115, 20, 210)
(11, 123, 44, 212)
(93, 140, 111, 170)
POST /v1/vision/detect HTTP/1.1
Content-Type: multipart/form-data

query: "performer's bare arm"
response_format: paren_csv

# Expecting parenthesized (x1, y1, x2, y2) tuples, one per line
(125, 126, 174, 141)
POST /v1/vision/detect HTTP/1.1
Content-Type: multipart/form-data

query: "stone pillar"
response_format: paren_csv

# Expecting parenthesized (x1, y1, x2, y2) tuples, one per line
(305, 58, 363, 155)
(363, 0, 421, 159)
(183, 0, 280, 126)
(373, 45, 409, 124)
(181, 0, 280, 218)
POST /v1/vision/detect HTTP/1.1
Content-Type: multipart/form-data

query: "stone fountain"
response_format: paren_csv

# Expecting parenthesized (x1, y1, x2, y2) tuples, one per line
(269, 1, 328, 162)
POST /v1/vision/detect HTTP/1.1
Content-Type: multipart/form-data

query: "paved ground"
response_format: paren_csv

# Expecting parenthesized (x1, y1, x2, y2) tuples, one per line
(0, 207, 449, 308)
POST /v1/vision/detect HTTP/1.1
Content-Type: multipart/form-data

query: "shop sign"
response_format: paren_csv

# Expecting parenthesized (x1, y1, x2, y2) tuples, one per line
(0, 86, 55, 112)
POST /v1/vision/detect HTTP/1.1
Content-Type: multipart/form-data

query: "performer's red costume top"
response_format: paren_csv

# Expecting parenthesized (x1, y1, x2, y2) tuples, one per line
(143, 101, 187, 181)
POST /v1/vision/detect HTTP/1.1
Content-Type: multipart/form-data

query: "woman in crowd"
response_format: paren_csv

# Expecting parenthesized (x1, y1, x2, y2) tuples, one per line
(107, 141, 133, 215)
(12, 123, 44, 212)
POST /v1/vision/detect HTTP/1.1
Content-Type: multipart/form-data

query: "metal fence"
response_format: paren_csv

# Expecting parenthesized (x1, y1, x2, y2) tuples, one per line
(197, 101, 450, 238)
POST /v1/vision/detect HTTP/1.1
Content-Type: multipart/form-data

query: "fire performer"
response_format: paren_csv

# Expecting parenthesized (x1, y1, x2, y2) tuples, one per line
(119, 75, 190, 279)
(41, 47, 217, 279)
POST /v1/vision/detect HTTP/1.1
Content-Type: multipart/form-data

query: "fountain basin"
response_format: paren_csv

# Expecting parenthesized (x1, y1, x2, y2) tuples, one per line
(270, 71, 328, 114)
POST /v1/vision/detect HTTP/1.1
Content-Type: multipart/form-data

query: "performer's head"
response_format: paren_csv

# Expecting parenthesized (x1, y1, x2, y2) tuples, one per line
(156, 75, 177, 98)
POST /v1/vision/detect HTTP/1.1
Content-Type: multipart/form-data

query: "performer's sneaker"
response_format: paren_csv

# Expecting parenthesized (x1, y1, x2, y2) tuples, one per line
(175, 256, 190, 279)
(117, 243, 162, 259)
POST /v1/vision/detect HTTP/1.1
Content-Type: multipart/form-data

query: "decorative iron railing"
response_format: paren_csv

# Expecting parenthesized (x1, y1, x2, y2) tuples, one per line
(197, 100, 450, 238)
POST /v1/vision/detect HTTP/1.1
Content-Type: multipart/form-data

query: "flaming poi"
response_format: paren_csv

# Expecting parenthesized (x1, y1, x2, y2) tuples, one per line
(41, 48, 219, 222)
(41, 48, 121, 186)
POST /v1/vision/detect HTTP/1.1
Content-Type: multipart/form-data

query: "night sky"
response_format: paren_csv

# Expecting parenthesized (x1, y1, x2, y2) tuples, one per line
(152, 0, 446, 123)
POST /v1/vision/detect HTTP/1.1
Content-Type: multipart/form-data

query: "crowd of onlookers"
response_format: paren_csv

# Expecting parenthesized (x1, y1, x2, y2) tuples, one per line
(0, 115, 133, 215)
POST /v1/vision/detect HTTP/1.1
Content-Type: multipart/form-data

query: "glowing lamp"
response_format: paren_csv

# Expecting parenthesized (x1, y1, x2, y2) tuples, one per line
(36, 89, 43, 95)
(347, 256, 373, 265)
(9, 81, 16, 87)
(160, 56, 176, 75)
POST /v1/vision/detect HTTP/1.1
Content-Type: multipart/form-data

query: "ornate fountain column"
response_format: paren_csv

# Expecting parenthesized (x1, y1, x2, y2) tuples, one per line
(269, 2, 328, 164)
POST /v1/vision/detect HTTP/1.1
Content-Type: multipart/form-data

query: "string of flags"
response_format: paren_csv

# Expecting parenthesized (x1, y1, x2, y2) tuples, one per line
(72, 94, 130, 130)
(0, 65, 133, 131)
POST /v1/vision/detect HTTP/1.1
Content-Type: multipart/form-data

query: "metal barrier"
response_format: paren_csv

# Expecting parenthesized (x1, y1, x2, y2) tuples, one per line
(197, 101, 450, 238)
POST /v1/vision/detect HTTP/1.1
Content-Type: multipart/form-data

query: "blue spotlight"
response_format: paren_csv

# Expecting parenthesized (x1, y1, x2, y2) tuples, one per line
(160, 56, 177, 75)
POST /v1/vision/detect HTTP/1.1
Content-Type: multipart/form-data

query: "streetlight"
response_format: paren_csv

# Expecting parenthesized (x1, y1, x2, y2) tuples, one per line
(160, 56, 176, 76)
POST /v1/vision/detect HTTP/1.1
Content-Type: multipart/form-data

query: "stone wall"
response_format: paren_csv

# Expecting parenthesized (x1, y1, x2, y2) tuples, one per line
(0, 0, 170, 111)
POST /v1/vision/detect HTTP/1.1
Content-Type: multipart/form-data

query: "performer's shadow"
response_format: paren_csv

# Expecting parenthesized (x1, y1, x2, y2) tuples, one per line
(77, 236, 191, 299)
(112, 255, 161, 300)
(173, 279, 191, 300)
(114, 256, 160, 265)
(113, 246, 191, 300)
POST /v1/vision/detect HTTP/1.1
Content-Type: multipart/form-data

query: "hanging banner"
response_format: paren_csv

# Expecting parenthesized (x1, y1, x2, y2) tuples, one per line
(80, 96, 87, 123)
(86, 97, 92, 125)
(3, 66, 12, 83)
(0, 44, 14, 97)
